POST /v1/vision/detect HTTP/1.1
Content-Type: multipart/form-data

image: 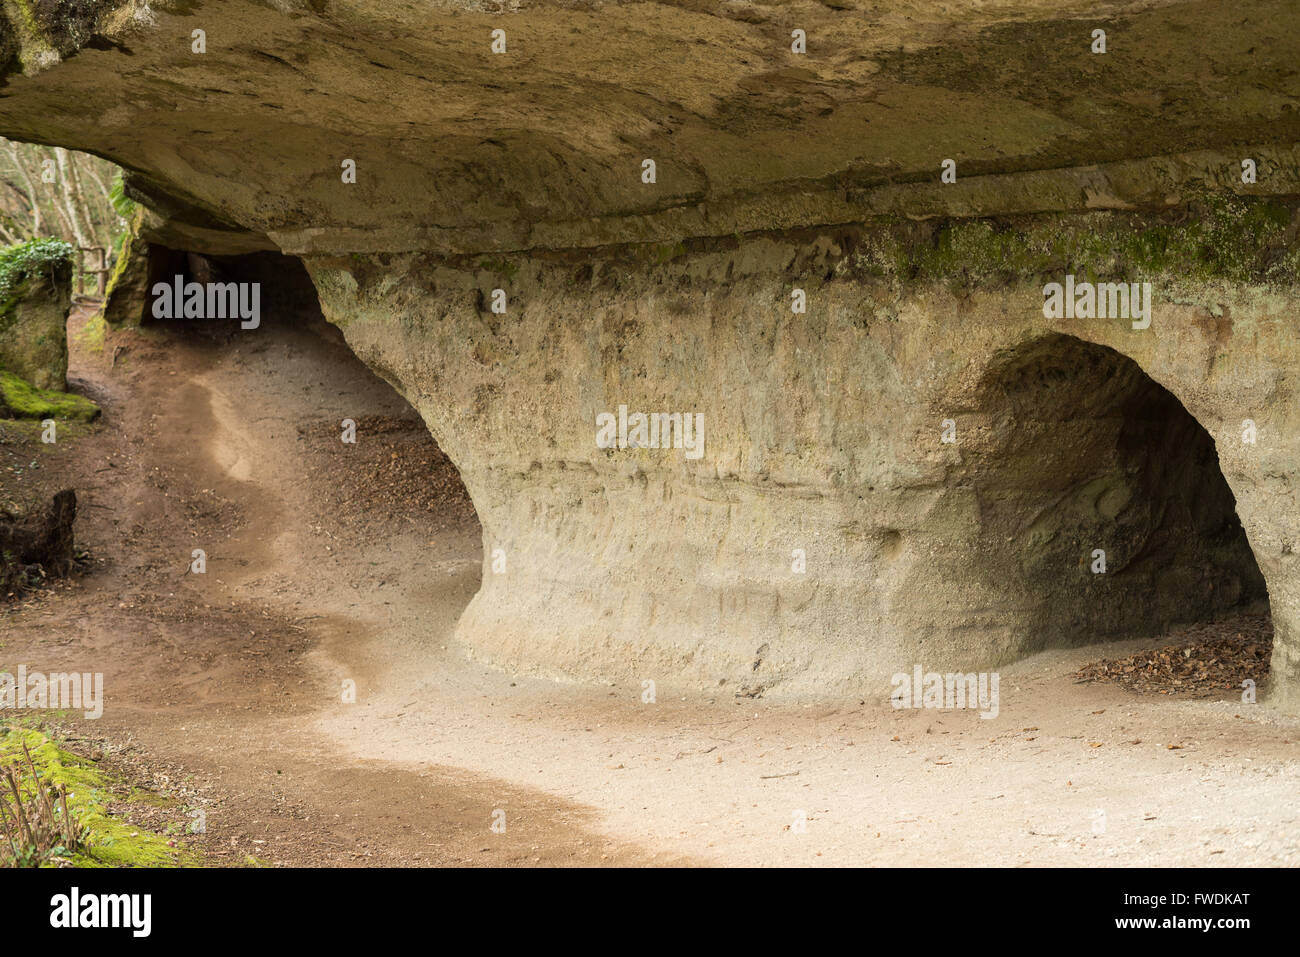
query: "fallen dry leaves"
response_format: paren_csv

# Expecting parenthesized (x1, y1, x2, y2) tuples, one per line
(1074, 613, 1271, 698)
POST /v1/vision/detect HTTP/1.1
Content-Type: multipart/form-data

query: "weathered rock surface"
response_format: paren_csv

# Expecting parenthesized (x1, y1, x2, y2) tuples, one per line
(3, 0, 1298, 255)
(0, 242, 73, 391)
(311, 213, 1296, 702)
(3, 0, 1300, 705)
(101, 205, 149, 325)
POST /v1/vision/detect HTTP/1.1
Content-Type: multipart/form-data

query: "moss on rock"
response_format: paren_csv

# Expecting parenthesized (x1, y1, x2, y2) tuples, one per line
(0, 238, 75, 390)
(846, 194, 1300, 291)
(0, 370, 99, 421)
(100, 206, 149, 326)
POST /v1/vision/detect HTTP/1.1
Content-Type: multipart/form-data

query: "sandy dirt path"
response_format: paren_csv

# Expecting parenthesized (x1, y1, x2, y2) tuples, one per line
(4, 306, 1298, 866)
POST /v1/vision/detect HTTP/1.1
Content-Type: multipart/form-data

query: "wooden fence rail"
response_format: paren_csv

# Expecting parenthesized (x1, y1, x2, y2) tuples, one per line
(76, 245, 109, 300)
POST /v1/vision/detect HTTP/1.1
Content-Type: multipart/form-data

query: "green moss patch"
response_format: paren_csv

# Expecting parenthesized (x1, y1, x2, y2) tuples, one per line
(0, 725, 196, 867)
(0, 371, 99, 421)
(476, 257, 519, 279)
(853, 194, 1300, 289)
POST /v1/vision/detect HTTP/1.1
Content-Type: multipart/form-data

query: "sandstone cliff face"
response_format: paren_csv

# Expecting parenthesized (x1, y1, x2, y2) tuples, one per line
(307, 216, 1295, 701)
(2, 0, 1299, 704)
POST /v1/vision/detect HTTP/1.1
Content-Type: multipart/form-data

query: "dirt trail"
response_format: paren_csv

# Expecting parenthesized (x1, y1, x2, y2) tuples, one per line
(5, 306, 1299, 866)
(4, 310, 667, 865)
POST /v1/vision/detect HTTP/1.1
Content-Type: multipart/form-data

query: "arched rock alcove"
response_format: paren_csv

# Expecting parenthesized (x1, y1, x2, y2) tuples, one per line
(923, 333, 1268, 659)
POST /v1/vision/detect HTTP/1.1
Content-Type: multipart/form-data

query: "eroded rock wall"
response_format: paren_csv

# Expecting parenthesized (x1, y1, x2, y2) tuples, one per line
(307, 213, 1296, 700)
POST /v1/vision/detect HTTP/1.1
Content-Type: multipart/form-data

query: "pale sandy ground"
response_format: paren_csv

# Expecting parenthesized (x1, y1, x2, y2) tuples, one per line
(186, 315, 1300, 867)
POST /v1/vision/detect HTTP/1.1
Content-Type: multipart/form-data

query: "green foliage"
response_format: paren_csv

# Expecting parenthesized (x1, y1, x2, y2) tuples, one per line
(107, 173, 140, 262)
(0, 237, 74, 305)
(107, 170, 137, 219)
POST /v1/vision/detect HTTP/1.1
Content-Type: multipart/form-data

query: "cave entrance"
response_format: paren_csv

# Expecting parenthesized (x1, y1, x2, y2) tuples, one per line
(140, 247, 320, 333)
(129, 243, 482, 573)
(960, 334, 1271, 690)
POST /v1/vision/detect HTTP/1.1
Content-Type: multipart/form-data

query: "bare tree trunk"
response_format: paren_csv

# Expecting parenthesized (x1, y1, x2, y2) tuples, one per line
(0, 139, 122, 249)
(0, 178, 34, 223)
(53, 147, 90, 249)
(79, 161, 112, 206)
(66, 152, 97, 245)
(4, 141, 42, 235)
(44, 181, 76, 241)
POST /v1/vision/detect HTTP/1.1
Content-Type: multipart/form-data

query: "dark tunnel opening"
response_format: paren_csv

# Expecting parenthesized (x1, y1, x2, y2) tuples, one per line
(953, 334, 1271, 677)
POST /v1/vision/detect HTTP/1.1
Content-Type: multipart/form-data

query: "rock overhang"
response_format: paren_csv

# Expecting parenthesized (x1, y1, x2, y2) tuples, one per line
(4, 0, 1300, 705)
(1, 0, 1299, 255)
